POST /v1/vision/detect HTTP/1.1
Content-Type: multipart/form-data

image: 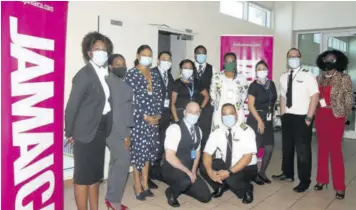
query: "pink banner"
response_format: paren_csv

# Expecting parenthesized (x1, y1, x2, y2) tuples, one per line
(1, 1, 68, 209)
(220, 35, 274, 120)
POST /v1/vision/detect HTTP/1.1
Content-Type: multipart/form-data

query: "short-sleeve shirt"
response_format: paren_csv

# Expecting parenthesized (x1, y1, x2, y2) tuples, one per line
(280, 67, 319, 115)
(173, 79, 204, 109)
(164, 120, 203, 152)
(248, 80, 277, 111)
(204, 123, 257, 167)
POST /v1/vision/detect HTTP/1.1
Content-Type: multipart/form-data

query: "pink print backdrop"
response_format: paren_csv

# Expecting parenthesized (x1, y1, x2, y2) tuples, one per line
(1, 2, 68, 210)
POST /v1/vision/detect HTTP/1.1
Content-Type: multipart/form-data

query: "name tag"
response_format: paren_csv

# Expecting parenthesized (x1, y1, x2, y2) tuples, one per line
(266, 113, 272, 121)
(191, 150, 196, 160)
(164, 99, 170, 108)
(227, 89, 233, 99)
(148, 91, 153, 95)
(319, 98, 327, 107)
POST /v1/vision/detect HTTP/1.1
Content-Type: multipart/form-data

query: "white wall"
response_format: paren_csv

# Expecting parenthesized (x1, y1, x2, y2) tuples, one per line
(293, 1, 356, 31)
(64, 1, 273, 103)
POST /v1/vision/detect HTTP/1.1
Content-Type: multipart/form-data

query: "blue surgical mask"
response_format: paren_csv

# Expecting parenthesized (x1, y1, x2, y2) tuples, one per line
(222, 115, 236, 128)
(288, 58, 300, 69)
(140, 56, 152, 66)
(185, 113, 200, 125)
(196, 54, 207, 64)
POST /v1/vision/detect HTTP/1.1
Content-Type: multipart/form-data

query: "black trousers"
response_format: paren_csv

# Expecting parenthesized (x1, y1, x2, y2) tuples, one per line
(200, 159, 257, 195)
(161, 162, 211, 203)
(150, 108, 171, 181)
(281, 114, 313, 184)
(198, 104, 214, 151)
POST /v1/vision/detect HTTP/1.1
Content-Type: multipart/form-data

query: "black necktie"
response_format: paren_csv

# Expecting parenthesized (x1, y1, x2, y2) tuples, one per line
(226, 128, 232, 169)
(286, 70, 293, 108)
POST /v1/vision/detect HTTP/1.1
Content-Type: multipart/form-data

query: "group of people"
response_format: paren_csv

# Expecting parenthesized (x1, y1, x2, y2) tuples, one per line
(64, 31, 353, 210)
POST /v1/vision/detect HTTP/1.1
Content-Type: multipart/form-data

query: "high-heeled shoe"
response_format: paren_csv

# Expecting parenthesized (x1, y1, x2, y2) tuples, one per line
(336, 192, 345, 200)
(133, 187, 146, 201)
(314, 183, 328, 191)
(105, 199, 129, 210)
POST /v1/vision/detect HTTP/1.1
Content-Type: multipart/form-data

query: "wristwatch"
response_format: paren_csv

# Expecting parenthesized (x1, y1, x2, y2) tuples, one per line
(305, 116, 313, 122)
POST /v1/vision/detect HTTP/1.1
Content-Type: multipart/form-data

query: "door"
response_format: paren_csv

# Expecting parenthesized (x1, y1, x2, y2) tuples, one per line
(322, 31, 356, 139)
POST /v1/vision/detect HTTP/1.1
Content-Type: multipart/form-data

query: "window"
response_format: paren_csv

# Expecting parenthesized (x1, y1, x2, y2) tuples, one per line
(328, 37, 348, 52)
(220, 1, 272, 28)
(313, 34, 321, 44)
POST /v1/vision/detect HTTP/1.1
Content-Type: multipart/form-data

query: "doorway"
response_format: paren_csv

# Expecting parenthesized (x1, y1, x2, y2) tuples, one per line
(297, 29, 356, 139)
(158, 30, 193, 79)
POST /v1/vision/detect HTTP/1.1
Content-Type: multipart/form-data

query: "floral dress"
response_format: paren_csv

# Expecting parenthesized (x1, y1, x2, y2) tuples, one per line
(125, 67, 163, 170)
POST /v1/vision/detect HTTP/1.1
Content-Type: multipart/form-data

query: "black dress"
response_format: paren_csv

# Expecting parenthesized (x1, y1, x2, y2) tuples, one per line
(246, 80, 277, 147)
(173, 79, 203, 120)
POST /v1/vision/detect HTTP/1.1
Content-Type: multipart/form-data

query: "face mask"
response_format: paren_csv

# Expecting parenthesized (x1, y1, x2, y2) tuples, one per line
(323, 62, 337, 71)
(92, 50, 108, 67)
(159, 61, 172, 72)
(112, 67, 127, 78)
(139, 56, 152, 66)
(181, 69, 193, 80)
(256, 70, 268, 80)
(185, 113, 200, 125)
(224, 62, 236, 72)
(288, 58, 300, 69)
(196, 54, 207, 64)
(222, 115, 236, 128)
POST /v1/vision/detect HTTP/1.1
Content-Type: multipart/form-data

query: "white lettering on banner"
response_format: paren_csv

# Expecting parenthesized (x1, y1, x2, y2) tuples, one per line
(10, 16, 56, 209)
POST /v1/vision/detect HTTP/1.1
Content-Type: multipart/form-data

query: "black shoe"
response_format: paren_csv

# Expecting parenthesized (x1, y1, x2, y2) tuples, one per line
(272, 173, 294, 182)
(212, 185, 228, 198)
(258, 174, 272, 184)
(143, 188, 154, 197)
(336, 192, 345, 200)
(148, 179, 158, 189)
(314, 183, 328, 191)
(293, 182, 310, 193)
(133, 187, 146, 201)
(242, 192, 254, 204)
(165, 188, 180, 207)
(253, 175, 265, 185)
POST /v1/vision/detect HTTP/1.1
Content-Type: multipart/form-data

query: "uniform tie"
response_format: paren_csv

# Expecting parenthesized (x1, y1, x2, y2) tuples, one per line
(198, 65, 203, 79)
(286, 69, 293, 108)
(225, 128, 233, 169)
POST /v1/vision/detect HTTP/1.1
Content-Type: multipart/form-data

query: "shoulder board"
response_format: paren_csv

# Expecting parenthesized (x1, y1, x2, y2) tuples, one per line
(240, 123, 248, 131)
(302, 69, 309, 72)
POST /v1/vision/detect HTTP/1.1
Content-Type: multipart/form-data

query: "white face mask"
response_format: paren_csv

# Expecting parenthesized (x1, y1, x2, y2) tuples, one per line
(140, 56, 152, 66)
(288, 58, 300, 69)
(185, 113, 200, 125)
(256, 70, 268, 80)
(181, 69, 193, 80)
(92, 50, 108, 67)
(159, 61, 172, 72)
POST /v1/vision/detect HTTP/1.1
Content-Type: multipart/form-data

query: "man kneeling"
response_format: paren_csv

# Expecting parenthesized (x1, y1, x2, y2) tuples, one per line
(201, 103, 258, 204)
(162, 102, 211, 207)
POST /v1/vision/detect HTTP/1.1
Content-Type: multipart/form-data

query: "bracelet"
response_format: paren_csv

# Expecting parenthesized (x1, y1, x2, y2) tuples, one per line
(305, 116, 313, 122)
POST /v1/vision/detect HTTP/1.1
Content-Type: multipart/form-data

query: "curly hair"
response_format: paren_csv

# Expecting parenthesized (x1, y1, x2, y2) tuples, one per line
(81, 31, 113, 61)
(316, 49, 349, 72)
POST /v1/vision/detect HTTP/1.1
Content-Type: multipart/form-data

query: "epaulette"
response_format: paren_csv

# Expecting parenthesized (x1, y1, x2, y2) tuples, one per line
(302, 69, 309, 72)
(240, 123, 248, 131)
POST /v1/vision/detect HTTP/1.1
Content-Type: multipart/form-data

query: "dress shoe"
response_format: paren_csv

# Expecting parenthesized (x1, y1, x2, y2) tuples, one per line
(258, 174, 272, 184)
(143, 188, 154, 197)
(242, 192, 254, 204)
(212, 185, 228, 198)
(253, 175, 265, 185)
(148, 179, 158, 189)
(165, 188, 180, 207)
(293, 182, 310, 193)
(272, 173, 294, 182)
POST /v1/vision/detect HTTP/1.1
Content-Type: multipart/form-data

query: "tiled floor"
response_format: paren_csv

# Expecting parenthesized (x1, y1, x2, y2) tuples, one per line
(64, 132, 356, 210)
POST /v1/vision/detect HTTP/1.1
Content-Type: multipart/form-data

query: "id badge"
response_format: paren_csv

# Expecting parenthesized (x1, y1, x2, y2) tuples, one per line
(266, 113, 272, 121)
(227, 89, 233, 99)
(319, 98, 327, 107)
(191, 150, 196, 160)
(164, 99, 170, 108)
(148, 91, 153, 95)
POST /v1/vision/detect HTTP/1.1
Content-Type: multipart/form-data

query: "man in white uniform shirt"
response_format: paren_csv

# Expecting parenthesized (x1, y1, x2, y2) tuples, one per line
(272, 48, 319, 193)
(162, 102, 211, 207)
(201, 103, 257, 204)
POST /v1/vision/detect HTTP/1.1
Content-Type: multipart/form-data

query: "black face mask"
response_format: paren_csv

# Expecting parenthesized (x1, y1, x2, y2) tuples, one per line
(112, 67, 127, 78)
(323, 62, 337, 71)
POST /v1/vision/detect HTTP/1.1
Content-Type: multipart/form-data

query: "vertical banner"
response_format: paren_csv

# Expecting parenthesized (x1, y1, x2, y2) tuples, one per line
(220, 35, 274, 117)
(1, 1, 68, 210)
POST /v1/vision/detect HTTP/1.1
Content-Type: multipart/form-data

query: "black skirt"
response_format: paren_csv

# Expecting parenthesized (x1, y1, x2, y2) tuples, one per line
(246, 111, 274, 148)
(73, 114, 108, 185)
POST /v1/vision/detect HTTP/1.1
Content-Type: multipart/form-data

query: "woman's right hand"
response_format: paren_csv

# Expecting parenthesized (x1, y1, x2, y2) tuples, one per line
(144, 115, 158, 125)
(257, 120, 265, 134)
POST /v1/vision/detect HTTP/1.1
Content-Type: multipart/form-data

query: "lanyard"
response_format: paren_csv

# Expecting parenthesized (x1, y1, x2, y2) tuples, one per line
(185, 82, 194, 100)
